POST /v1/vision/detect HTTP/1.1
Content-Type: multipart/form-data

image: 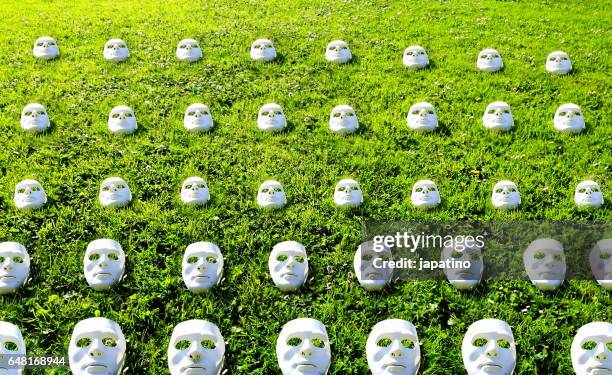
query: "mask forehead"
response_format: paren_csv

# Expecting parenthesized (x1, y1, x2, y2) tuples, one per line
(186, 103, 209, 113)
(413, 179, 437, 191)
(271, 241, 306, 257)
(106, 38, 126, 47)
(184, 242, 221, 258)
(548, 51, 568, 59)
(72, 317, 124, 339)
(479, 48, 499, 57)
(179, 38, 199, 47)
(573, 322, 612, 344)
(36, 36, 56, 43)
(336, 179, 359, 189)
(464, 319, 513, 341)
(409, 102, 434, 112)
(327, 40, 348, 49)
(101, 177, 128, 187)
(16, 179, 43, 190)
(182, 176, 206, 187)
(110, 105, 134, 115)
(171, 319, 223, 342)
(0, 241, 28, 257)
(259, 180, 283, 191)
(22, 103, 46, 113)
(494, 180, 517, 190)
(576, 180, 599, 190)
(332, 105, 354, 113)
(0, 321, 25, 348)
(486, 101, 510, 111)
(279, 318, 327, 340)
(370, 319, 417, 338)
(252, 38, 273, 47)
(556, 103, 581, 115)
(259, 103, 283, 114)
(406, 46, 425, 53)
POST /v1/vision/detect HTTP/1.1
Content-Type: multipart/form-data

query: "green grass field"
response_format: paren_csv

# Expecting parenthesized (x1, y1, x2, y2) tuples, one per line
(0, 0, 610, 373)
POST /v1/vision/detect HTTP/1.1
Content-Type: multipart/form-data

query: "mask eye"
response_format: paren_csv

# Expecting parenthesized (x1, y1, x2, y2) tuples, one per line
(197, 183, 206, 189)
(119, 44, 126, 48)
(274, 187, 282, 192)
(175, 340, 190, 350)
(347, 112, 355, 117)
(17, 188, 26, 194)
(261, 111, 269, 116)
(180, 45, 187, 49)
(428, 187, 436, 192)
(4, 341, 18, 351)
(581, 341, 597, 350)
(108, 253, 119, 261)
(350, 186, 359, 191)
(333, 112, 341, 118)
(32, 186, 41, 191)
(187, 111, 196, 116)
(117, 184, 126, 189)
(12, 256, 24, 263)
(112, 113, 120, 119)
(600, 252, 611, 260)
(496, 339, 511, 348)
(607, 342, 612, 351)
(0, 256, 4, 262)
(503, 109, 510, 114)
(184, 184, 192, 190)
(559, 111, 567, 116)
(411, 110, 419, 115)
(187, 257, 198, 264)
(89, 253, 100, 261)
(125, 112, 133, 118)
(362, 253, 373, 261)
(261, 188, 269, 193)
(341, 46, 348, 50)
(451, 251, 462, 259)
(102, 337, 117, 347)
(415, 187, 423, 193)
(287, 337, 302, 346)
(102, 186, 111, 191)
(205, 256, 217, 263)
(24, 111, 33, 116)
(495, 188, 503, 194)
(277, 254, 288, 262)
(487, 109, 495, 114)
(36, 43, 44, 47)
(401, 339, 415, 348)
(273, 110, 282, 115)
(553, 254, 563, 262)
(76, 337, 92, 348)
(312, 338, 325, 348)
(578, 188, 586, 193)
(473, 338, 487, 347)
(470, 252, 480, 261)
(201, 339, 216, 349)
(295, 256, 304, 263)
(534, 252, 545, 260)
(508, 187, 516, 192)
(377, 338, 392, 347)
(48, 42, 56, 46)
(427, 110, 434, 115)
(562, 57, 568, 60)
(338, 186, 346, 192)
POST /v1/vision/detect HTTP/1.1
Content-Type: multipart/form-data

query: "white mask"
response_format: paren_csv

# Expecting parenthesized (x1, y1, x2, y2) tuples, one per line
(491, 180, 521, 209)
(68, 317, 126, 375)
(441, 244, 483, 290)
(0, 321, 26, 375)
(276, 318, 331, 375)
(403, 46, 429, 69)
(20, 103, 50, 133)
(257, 180, 287, 209)
(268, 241, 308, 292)
(0, 242, 30, 295)
(574, 180, 604, 208)
(168, 320, 225, 375)
(406, 102, 438, 132)
(325, 40, 351, 64)
(99, 177, 132, 208)
(589, 239, 612, 291)
(176, 39, 202, 62)
(333, 179, 363, 208)
(183, 104, 213, 132)
(554, 103, 585, 133)
(108, 105, 137, 135)
(14, 179, 47, 210)
(482, 102, 514, 131)
(546, 51, 572, 75)
(411, 179, 440, 209)
(329, 105, 359, 134)
(523, 238, 566, 291)
(571, 322, 612, 375)
(250, 39, 277, 62)
(477, 49, 503, 72)
(181, 177, 210, 205)
(354, 240, 392, 291)
(366, 319, 420, 375)
(33, 36, 59, 60)
(103, 39, 129, 62)
(84, 239, 125, 291)
(257, 103, 287, 132)
(182, 242, 223, 293)
(462, 319, 516, 375)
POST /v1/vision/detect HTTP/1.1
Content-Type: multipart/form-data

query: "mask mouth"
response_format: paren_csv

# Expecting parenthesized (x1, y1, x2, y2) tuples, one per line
(83, 363, 108, 373)
(294, 362, 317, 371)
(183, 365, 207, 374)
(383, 362, 407, 370)
(281, 272, 298, 279)
(264, 196, 278, 202)
(478, 362, 503, 371)
(93, 272, 114, 279)
(0, 275, 17, 281)
(538, 271, 560, 278)
(587, 365, 612, 374)
(456, 270, 475, 278)
(192, 275, 210, 281)
(366, 271, 383, 280)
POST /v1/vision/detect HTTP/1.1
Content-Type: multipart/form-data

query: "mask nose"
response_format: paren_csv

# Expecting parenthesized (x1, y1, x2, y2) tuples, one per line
(594, 344, 609, 360)
(89, 341, 103, 358)
(188, 346, 203, 362)
(197, 263, 207, 272)
(286, 259, 296, 269)
(300, 341, 313, 357)
(390, 341, 403, 357)
(43, 42, 48, 47)
(186, 45, 192, 50)
(4, 263, 13, 271)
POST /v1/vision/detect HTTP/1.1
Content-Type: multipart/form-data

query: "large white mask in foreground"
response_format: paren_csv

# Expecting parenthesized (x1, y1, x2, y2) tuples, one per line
(104, 39, 129, 62)
(108, 106, 137, 135)
(168, 319, 225, 375)
(441, 243, 483, 290)
(523, 238, 566, 291)
(99, 177, 132, 208)
(268, 241, 308, 292)
(33, 36, 59, 60)
(176, 39, 202, 62)
(84, 239, 125, 291)
(411, 179, 441, 209)
(546, 51, 572, 75)
(462, 319, 516, 375)
(68, 317, 126, 375)
(482, 102, 514, 131)
(325, 40, 351, 64)
(571, 322, 612, 375)
(182, 242, 223, 293)
(554, 103, 585, 134)
(184, 103, 213, 132)
(21, 103, 50, 133)
(0, 321, 26, 375)
(491, 180, 521, 210)
(477, 49, 503, 72)
(14, 179, 47, 210)
(329, 105, 359, 134)
(181, 177, 210, 205)
(406, 102, 438, 132)
(574, 180, 603, 208)
(276, 318, 331, 375)
(590, 239, 612, 291)
(257, 103, 287, 132)
(250, 39, 277, 62)
(0, 242, 30, 295)
(257, 180, 287, 209)
(366, 319, 420, 375)
(403, 46, 429, 69)
(354, 240, 392, 291)
(334, 179, 363, 208)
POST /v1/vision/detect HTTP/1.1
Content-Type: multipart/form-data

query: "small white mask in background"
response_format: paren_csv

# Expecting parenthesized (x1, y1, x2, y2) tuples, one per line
(554, 103, 585, 133)
(108, 105, 137, 135)
(354, 240, 392, 291)
(491, 180, 521, 209)
(268, 241, 308, 292)
(546, 51, 572, 75)
(574, 180, 603, 208)
(411, 179, 441, 209)
(181, 242, 223, 293)
(68, 317, 126, 375)
(176, 39, 202, 62)
(441, 243, 483, 290)
(589, 239, 612, 291)
(167, 319, 225, 375)
(276, 318, 331, 375)
(250, 39, 277, 62)
(14, 179, 47, 210)
(20, 103, 50, 133)
(183, 103, 213, 132)
(33, 36, 59, 60)
(366, 319, 420, 375)
(257, 180, 287, 209)
(333, 179, 363, 208)
(84, 239, 125, 291)
(523, 238, 566, 291)
(180, 177, 210, 205)
(325, 40, 352, 64)
(99, 177, 132, 208)
(257, 103, 287, 132)
(0, 242, 30, 295)
(477, 48, 503, 72)
(406, 102, 438, 132)
(403, 46, 429, 69)
(104, 39, 129, 62)
(482, 101, 514, 131)
(329, 105, 359, 134)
